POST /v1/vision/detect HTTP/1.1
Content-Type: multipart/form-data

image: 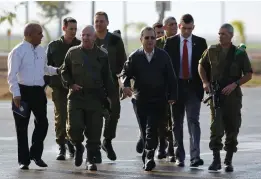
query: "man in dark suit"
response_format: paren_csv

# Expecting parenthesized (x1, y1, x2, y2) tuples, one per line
(164, 14, 208, 167)
(121, 26, 178, 171)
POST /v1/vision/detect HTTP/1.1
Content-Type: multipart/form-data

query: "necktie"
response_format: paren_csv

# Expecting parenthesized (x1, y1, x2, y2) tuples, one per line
(182, 39, 189, 79)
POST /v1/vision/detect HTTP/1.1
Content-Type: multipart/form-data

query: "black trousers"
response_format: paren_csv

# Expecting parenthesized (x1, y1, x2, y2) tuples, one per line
(13, 84, 48, 165)
(133, 99, 168, 151)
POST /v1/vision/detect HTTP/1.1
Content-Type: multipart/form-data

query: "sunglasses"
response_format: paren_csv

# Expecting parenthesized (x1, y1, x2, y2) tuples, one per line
(144, 36, 156, 40)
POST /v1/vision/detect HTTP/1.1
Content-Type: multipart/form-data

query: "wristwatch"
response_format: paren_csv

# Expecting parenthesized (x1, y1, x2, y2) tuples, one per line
(235, 80, 240, 87)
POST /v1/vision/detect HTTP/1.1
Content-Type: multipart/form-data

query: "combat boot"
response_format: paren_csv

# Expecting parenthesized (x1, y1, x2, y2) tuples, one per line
(74, 143, 84, 167)
(56, 144, 66, 160)
(157, 138, 167, 159)
(66, 140, 75, 158)
(86, 150, 97, 171)
(208, 150, 221, 171)
(94, 150, 102, 164)
(144, 150, 156, 171)
(102, 139, 117, 161)
(167, 141, 176, 162)
(224, 150, 234, 172)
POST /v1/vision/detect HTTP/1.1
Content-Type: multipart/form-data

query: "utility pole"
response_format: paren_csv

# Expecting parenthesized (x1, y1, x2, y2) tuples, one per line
(57, 1, 63, 37)
(25, 1, 29, 23)
(221, 1, 225, 25)
(123, 1, 128, 52)
(91, 1, 95, 25)
(158, 2, 166, 23)
(156, 1, 171, 23)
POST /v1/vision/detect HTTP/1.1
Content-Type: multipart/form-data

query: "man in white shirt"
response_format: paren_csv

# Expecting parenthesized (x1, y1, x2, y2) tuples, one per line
(7, 23, 59, 170)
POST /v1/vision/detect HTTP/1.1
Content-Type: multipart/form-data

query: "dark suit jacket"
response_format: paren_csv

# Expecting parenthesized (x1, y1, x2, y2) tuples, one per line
(164, 34, 207, 100)
(122, 47, 178, 103)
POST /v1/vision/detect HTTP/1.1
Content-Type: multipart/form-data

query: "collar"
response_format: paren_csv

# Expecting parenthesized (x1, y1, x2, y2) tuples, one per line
(61, 36, 78, 44)
(180, 34, 192, 43)
(22, 40, 37, 49)
(143, 48, 154, 56)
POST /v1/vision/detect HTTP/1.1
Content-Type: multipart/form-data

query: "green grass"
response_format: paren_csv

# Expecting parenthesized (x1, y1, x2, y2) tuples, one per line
(0, 37, 260, 55)
(0, 38, 22, 52)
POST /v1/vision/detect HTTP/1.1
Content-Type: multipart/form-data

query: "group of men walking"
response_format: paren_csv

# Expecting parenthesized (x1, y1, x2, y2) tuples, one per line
(7, 11, 252, 173)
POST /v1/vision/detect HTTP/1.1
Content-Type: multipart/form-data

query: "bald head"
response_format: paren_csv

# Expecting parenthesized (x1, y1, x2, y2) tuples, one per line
(23, 23, 43, 47)
(81, 25, 95, 35)
(81, 25, 96, 49)
(24, 23, 42, 37)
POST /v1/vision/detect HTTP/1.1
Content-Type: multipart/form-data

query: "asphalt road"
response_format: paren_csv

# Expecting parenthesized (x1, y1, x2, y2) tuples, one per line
(0, 87, 261, 179)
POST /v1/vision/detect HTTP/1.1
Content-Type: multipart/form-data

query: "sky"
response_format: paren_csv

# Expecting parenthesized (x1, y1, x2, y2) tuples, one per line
(0, 0, 261, 42)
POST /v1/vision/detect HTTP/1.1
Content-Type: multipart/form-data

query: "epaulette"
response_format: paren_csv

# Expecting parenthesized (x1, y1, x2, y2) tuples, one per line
(208, 44, 217, 49)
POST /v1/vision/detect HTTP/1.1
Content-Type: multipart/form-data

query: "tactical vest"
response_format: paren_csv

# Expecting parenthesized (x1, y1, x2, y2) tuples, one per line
(207, 44, 242, 85)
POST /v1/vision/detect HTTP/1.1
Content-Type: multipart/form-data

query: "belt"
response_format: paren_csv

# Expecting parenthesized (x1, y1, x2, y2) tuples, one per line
(179, 79, 193, 84)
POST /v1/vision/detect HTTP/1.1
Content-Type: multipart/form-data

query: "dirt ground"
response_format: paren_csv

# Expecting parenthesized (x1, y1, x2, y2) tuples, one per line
(0, 71, 52, 100)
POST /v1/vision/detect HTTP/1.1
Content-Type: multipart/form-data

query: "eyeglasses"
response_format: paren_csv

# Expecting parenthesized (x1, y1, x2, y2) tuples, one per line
(144, 36, 156, 40)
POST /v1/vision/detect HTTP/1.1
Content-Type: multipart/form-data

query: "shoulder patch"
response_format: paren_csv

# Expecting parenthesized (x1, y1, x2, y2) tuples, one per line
(236, 43, 247, 53)
(99, 45, 108, 54)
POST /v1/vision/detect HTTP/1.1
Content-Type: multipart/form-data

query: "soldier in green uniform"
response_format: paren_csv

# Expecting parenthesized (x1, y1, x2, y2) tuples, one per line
(60, 25, 116, 171)
(198, 23, 252, 172)
(94, 11, 127, 161)
(46, 17, 81, 160)
(153, 22, 164, 38)
(154, 16, 178, 161)
(156, 16, 178, 48)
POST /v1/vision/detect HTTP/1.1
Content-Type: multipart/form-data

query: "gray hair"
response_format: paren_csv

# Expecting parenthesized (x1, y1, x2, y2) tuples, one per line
(140, 26, 155, 38)
(220, 23, 234, 35)
(163, 16, 176, 26)
(81, 25, 95, 34)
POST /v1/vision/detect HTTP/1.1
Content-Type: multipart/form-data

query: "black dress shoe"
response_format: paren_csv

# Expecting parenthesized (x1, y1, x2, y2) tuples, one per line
(31, 158, 48, 167)
(136, 138, 144, 154)
(190, 158, 204, 167)
(144, 159, 156, 171)
(157, 150, 167, 159)
(19, 164, 29, 170)
(176, 159, 185, 167)
(169, 156, 176, 163)
(102, 139, 117, 161)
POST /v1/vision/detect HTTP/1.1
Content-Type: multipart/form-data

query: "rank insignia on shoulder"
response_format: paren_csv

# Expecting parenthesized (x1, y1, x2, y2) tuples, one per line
(100, 45, 108, 54)
(208, 44, 217, 49)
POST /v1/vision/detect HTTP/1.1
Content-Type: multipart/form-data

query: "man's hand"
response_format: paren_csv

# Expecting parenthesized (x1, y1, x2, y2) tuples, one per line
(70, 84, 82, 91)
(222, 82, 237, 95)
(13, 96, 21, 108)
(168, 100, 176, 105)
(56, 68, 61, 75)
(123, 87, 133, 97)
(203, 81, 210, 92)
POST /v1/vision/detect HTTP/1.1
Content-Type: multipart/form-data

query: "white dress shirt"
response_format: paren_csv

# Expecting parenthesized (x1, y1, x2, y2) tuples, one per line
(179, 34, 192, 78)
(7, 40, 58, 97)
(144, 49, 154, 63)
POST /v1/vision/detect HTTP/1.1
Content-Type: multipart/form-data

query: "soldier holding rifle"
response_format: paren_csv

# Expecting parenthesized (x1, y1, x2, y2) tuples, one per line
(198, 23, 252, 172)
